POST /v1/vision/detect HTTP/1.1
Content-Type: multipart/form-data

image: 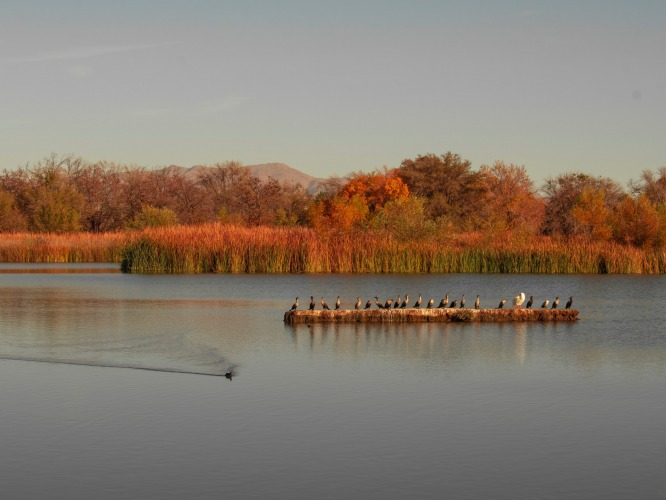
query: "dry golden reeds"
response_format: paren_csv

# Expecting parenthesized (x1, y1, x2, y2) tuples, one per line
(0, 231, 129, 263)
(1, 225, 665, 274)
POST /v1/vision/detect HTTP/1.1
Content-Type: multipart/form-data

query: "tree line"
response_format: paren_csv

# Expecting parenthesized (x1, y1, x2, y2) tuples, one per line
(1, 152, 665, 248)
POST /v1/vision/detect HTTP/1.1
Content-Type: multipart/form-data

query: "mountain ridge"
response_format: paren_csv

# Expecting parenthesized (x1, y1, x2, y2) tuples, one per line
(163, 162, 330, 194)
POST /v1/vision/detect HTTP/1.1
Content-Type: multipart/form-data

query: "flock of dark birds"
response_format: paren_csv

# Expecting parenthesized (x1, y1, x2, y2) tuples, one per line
(290, 292, 573, 312)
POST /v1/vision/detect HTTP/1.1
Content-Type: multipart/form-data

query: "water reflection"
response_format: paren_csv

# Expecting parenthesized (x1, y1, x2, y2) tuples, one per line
(0, 263, 119, 273)
(2, 266, 666, 499)
(0, 287, 239, 377)
(285, 318, 664, 371)
(288, 322, 537, 366)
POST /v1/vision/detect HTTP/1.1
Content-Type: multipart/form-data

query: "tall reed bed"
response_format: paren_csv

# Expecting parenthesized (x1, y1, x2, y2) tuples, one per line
(0, 231, 129, 263)
(119, 224, 666, 274)
(0, 225, 664, 273)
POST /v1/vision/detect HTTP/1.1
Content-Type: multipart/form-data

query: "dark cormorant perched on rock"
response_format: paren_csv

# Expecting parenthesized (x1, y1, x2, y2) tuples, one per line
(321, 297, 330, 310)
(309, 296, 315, 310)
(460, 294, 466, 308)
(449, 300, 458, 308)
(551, 296, 560, 309)
(365, 299, 372, 309)
(541, 299, 549, 308)
(400, 294, 409, 309)
(438, 293, 449, 308)
(355, 297, 362, 310)
(384, 298, 394, 309)
(335, 296, 341, 310)
(565, 296, 573, 309)
(525, 295, 534, 309)
(394, 296, 401, 309)
(290, 297, 299, 310)
(498, 299, 507, 309)
(474, 295, 480, 309)
(426, 298, 434, 309)
(375, 297, 384, 309)
(414, 294, 422, 308)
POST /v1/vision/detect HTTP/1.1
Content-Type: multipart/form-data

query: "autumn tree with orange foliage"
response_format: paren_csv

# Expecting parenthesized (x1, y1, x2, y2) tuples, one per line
(477, 161, 544, 234)
(541, 173, 625, 237)
(610, 194, 662, 247)
(308, 170, 409, 233)
(572, 188, 612, 241)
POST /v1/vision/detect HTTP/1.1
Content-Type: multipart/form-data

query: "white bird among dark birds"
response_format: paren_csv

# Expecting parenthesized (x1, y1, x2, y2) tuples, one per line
(541, 299, 549, 308)
(565, 296, 573, 309)
(513, 292, 526, 308)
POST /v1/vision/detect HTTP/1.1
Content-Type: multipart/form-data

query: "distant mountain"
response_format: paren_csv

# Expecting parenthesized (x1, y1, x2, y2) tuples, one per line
(162, 162, 328, 194)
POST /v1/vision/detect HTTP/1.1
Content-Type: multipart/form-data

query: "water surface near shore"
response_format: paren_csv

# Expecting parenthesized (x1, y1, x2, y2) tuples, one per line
(1, 266, 665, 499)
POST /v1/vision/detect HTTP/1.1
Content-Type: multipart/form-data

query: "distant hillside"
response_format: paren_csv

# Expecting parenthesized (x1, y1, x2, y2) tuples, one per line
(162, 162, 328, 194)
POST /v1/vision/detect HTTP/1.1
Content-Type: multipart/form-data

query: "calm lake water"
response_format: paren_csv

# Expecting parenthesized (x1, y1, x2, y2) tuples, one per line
(1, 263, 665, 499)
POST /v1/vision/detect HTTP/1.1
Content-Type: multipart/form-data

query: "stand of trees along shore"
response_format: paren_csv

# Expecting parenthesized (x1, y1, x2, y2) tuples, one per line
(1, 152, 666, 249)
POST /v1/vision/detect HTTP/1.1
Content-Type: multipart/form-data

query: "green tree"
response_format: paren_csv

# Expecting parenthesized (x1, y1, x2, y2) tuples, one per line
(25, 162, 84, 233)
(127, 205, 178, 229)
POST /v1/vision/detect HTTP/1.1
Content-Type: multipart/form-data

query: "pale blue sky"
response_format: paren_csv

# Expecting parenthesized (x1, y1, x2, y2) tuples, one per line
(1, 0, 664, 185)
